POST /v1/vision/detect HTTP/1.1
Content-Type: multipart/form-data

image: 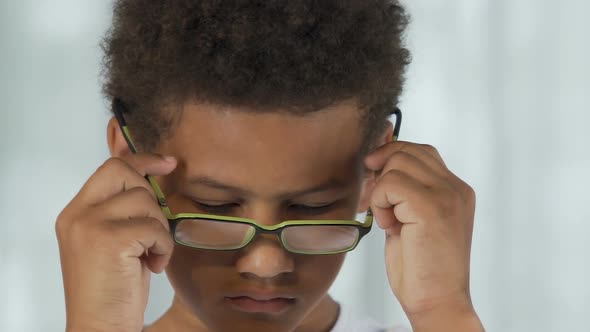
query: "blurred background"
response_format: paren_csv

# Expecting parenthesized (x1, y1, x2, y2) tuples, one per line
(1, 0, 589, 331)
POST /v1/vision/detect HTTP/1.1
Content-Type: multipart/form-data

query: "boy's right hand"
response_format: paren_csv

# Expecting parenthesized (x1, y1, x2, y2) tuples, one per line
(55, 154, 177, 332)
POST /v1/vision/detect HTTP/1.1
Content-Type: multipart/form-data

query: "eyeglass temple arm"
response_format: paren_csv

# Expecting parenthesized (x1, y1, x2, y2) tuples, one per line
(366, 107, 402, 222)
(112, 99, 171, 211)
(391, 107, 402, 141)
(113, 99, 402, 218)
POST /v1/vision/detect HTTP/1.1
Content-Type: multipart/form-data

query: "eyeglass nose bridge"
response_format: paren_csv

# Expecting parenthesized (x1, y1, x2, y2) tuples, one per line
(239, 224, 293, 251)
(168, 217, 370, 255)
(242, 223, 367, 255)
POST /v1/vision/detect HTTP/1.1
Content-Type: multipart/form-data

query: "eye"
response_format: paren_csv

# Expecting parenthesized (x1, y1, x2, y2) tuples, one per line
(289, 202, 336, 215)
(192, 201, 239, 215)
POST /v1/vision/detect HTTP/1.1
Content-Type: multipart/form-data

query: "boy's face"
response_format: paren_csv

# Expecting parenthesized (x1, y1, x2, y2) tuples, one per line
(151, 100, 375, 331)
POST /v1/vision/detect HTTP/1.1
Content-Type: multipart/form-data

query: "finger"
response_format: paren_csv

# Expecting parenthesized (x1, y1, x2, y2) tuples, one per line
(372, 206, 402, 237)
(369, 142, 469, 199)
(415, 143, 446, 166)
(369, 169, 429, 229)
(365, 141, 447, 174)
(92, 187, 170, 231)
(75, 155, 176, 206)
(145, 252, 171, 274)
(377, 150, 448, 184)
(119, 153, 177, 177)
(112, 217, 175, 273)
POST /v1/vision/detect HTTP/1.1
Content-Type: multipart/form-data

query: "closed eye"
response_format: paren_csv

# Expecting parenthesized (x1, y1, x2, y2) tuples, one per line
(288, 202, 336, 216)
(191, 201, 338, 216)
(192, 201, 239, 214)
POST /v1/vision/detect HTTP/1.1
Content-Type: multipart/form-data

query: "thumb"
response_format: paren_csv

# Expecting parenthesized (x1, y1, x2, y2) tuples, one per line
(372, 205, 402, 237)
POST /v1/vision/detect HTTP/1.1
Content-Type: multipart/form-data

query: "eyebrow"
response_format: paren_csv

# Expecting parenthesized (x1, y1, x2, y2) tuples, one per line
(186, 175, 349, 199)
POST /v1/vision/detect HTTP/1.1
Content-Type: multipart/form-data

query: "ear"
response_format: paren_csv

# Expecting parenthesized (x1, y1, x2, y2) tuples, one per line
(107, 116, 133, 158)
(356, 120, 394, 213)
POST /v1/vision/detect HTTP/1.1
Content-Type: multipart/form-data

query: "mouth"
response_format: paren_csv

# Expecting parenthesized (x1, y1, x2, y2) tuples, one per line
(224, 292, 297, 315)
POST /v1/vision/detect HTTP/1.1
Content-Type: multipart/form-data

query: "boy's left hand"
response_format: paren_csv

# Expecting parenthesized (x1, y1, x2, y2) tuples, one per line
(365, 141, 484, 331)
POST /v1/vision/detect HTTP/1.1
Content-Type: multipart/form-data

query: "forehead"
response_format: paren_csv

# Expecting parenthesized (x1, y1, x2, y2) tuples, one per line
(159, 100, 365, 194)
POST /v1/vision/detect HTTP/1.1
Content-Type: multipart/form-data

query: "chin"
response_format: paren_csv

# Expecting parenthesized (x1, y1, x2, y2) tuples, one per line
(196, 302, 307, 332)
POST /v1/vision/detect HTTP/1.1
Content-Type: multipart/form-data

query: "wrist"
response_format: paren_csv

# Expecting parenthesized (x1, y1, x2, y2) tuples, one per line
(67, 327, 135, 332)
(66, 320, 137, 332)
(65, 307, 143, 332)
(407, 298, 484, 332)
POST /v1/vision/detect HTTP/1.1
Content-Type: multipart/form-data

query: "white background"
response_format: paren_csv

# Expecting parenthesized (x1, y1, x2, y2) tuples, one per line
(1, 1, 589, 331)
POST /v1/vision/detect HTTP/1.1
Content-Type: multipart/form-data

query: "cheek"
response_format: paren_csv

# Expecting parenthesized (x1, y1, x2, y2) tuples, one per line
(166, 246, 346, 296)
(165, 246, 236, 305)
(164, 244, 347, 325)
(295, 253, 346, 294)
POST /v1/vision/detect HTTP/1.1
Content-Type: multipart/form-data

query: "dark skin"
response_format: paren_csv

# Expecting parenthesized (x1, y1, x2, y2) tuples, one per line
(56, 99, 484, 332)
(143, 100, 367, 332)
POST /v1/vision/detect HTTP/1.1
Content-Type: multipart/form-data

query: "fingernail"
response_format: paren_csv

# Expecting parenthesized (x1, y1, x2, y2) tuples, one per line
(163, 156, 176, 163)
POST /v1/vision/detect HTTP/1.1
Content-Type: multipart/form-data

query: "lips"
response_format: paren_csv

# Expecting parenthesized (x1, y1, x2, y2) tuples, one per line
(224, 291, 296, 314)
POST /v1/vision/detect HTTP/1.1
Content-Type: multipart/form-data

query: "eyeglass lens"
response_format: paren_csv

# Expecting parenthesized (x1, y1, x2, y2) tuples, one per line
(174, 219, 360, 254)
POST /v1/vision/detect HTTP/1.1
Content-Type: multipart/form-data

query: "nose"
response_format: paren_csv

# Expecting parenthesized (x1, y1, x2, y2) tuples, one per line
(235, 233, 295, 279)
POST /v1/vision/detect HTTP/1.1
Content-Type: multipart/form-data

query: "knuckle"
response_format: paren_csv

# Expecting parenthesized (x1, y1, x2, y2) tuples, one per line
(55, 205, 87, 239)
(381, 168, 405, 183)
(461, 183, 477, 209)
(419, 144, 446, 165)
(55, 204, 102, 245)
(55, 209, 72, 237)
(148, 217, 168, 232)
(128, 186, 157, 202)
(420, 144, 438, 154)
(129, 218, 168, 243)
(386, 151, 414, 170)
(375, 169, 407, 192)
(92, 219, 141, 251)
(98, 157, 128, 175)
(396, 141, 412, 151)
(431, 187, 462, 219)
(64, 215, 104, 248)
(452, 176, 476, 203)
(103, 156, 125, 169)
(393, 150, 414, 162)
(463, 183, 476, 201)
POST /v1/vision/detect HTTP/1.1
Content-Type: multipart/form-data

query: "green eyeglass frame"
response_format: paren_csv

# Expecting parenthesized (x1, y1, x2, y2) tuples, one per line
(112, 99, 402, 255)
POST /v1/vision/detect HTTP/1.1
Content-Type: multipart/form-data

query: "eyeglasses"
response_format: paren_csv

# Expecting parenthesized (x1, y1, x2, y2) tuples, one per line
(112, 99, 402, 255)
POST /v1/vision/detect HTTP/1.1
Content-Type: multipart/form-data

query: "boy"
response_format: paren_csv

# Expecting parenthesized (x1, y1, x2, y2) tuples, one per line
(56, 1, 485, 331)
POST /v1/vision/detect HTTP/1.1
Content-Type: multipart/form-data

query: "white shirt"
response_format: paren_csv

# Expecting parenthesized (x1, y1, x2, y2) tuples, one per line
(330, 304, 410, 332)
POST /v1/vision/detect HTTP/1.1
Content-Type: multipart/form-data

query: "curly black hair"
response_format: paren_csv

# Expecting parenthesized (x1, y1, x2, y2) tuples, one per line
(101, 0, 410, 152)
